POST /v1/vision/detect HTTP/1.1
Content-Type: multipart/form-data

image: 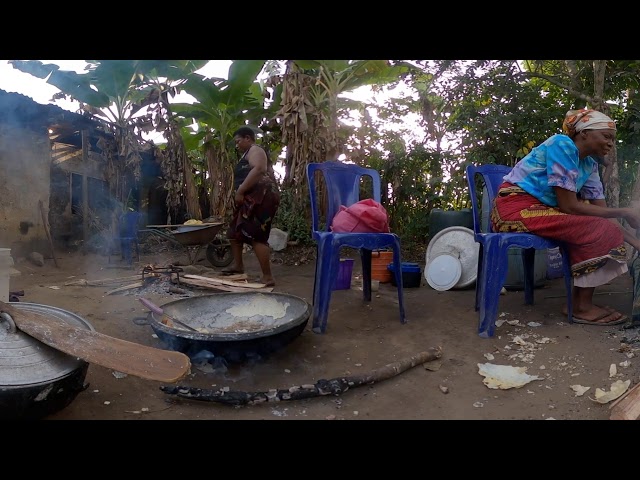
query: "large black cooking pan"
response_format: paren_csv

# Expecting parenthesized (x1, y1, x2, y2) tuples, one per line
(140, 292, 310, 363)
(0, 303, 93, 420)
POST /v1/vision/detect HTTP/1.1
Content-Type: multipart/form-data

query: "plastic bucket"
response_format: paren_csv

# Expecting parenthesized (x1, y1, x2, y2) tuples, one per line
(333, 258, 354, 290)
(546, 247, 563, 280)
(372, 251, 393, 283)
(429, 208, 474, 240)
(388, 262, 422, 288)
(504, 247, 547, 290)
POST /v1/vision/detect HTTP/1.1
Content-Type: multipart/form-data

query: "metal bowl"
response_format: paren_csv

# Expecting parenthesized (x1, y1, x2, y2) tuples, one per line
(147, 292, 310, 363)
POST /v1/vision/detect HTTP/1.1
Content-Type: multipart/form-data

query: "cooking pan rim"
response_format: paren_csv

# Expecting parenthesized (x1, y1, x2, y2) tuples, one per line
(11, 302, 96, 332)
(148, 292, 310, 341)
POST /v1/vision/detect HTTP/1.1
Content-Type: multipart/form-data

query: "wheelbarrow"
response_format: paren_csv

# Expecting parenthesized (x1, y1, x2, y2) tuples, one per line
(145, 223, 233, 267)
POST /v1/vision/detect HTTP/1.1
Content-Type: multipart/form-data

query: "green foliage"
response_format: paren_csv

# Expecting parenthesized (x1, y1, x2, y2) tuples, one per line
(272, 185, 312, 245)
(440, 61, 567, 168)
(17, 59, 640, 253)
(370, 143, 465, 246)
(617, 143, 640, 206)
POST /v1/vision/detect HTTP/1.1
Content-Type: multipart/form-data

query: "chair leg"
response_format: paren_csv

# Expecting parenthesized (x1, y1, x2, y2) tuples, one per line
(522, 248, 536, 305)
(312, 246, 319, 302)
(391, 246, 407, 324)
(478, 240, 509, 338)
(134, 239, 140, 262)
(475, 245, 484, 312)
(125, 240, 133, 266)
(561, 246, 573, 323)
(361, 249, 372, 302)
(311, 244, 340, 334)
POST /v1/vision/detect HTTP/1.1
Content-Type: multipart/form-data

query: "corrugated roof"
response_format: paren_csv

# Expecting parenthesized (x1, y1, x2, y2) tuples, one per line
(0, 89, 109, 148)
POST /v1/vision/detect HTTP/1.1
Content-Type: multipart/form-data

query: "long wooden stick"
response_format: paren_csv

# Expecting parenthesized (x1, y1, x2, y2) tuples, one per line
(105, 281, 144, 295)
(161, 347, 443, 406)
(65, 274, 148, 286)
(38, 200, 58, 268)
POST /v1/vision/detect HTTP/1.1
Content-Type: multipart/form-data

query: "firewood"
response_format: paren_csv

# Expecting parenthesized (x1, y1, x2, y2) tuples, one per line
(105, 281, 144, 295)
(65, 274, 146, 286)
(175, 276, 273, 293)
(160, 347, 443, 406)
(183, 274, 267, 289)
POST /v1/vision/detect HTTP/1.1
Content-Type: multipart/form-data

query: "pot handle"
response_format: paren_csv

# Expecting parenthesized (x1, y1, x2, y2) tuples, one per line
(0, 311, 17, 334)
(139, 297, 163, 315)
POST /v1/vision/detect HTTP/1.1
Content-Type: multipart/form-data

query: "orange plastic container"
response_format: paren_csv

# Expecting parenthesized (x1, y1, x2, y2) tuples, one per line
(372, 250, 393, 283)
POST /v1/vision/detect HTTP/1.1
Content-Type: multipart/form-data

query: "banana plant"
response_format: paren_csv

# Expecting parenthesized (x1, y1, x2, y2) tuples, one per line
(169, 60, 268, 217)
(271, 60, 417, 214)
(287, 60, 415, 161)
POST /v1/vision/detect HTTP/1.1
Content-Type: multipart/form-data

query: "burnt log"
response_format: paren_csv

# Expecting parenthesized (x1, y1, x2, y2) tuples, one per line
(160, 347, 443, 406)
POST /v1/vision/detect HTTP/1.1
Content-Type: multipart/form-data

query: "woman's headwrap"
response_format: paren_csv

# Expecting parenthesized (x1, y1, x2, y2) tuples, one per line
(562, 109, 616, 136)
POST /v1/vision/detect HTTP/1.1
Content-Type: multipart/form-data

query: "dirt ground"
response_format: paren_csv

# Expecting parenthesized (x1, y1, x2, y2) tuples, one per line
(5, 242, 640, 421)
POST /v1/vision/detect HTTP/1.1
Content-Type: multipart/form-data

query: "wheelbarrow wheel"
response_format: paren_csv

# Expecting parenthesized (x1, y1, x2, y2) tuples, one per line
(206, 239, 233, 267)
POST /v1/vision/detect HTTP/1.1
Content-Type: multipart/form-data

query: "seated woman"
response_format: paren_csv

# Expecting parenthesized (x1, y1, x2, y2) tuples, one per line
(491, 109, 640, 325)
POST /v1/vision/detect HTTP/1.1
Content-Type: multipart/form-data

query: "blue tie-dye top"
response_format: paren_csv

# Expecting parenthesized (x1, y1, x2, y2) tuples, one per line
(503, 133, 604, 207)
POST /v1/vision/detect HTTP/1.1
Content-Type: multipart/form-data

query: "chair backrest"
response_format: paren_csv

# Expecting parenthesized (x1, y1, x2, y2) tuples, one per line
(307, 161, 382, 233)
(465, 164, 512, 235)
(119, 211, 141, 238)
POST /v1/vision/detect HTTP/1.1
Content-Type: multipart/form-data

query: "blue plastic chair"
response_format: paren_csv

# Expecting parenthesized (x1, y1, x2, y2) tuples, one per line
(109, 211, 141, 265)
(306, 161, 407, 334)
(465, 164, 573, 338)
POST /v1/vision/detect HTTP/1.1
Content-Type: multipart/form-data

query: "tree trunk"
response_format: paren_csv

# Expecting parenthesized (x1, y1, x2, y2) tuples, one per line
(182, 149, 201, 221)
(592, 60, 620, 208)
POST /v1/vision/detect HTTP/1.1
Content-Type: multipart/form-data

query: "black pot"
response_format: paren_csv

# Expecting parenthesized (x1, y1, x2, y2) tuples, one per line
(0, 303, 93, 420)
(144, 292, 310, 363)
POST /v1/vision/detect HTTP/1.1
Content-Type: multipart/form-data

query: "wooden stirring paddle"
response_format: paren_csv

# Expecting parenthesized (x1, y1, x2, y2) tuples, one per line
(0, 300, 191, 383)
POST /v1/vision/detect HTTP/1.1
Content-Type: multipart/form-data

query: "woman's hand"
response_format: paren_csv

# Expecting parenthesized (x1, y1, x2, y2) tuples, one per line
(235, 191, 245, 206)
(624, 208, 640, 230)
(628, 237, 640, 253)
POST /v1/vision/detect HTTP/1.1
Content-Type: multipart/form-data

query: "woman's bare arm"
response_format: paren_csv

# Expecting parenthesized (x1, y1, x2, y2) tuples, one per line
(554, 187, 640, 229)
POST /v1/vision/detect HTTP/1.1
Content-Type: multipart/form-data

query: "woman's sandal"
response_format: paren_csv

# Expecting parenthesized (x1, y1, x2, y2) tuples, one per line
(220, 267, 244, 275)
(572, 311, 628, 326)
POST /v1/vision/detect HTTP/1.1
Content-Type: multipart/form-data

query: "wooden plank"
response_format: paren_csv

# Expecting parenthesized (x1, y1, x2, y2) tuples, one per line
(218, 273, 248, 281)
(177, 276, 273, 293)
(183, 273, 267, 289)
(610, 382, 640, 420)
(0, 300, 191, 383)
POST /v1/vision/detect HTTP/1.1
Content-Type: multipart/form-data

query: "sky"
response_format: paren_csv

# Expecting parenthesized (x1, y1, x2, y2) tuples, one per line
(0, 60, 233, 106)
(0, 59, 422, 152)
(0, 60, 234, 144)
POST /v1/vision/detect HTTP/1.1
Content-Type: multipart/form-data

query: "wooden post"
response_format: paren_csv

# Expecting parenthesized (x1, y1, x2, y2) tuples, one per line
(38, 200, 58, 268)
(81, 129, 89, 245)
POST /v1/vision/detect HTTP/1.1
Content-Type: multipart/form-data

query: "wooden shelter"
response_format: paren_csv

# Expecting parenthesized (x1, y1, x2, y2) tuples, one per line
(0, 89, 161, 257)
